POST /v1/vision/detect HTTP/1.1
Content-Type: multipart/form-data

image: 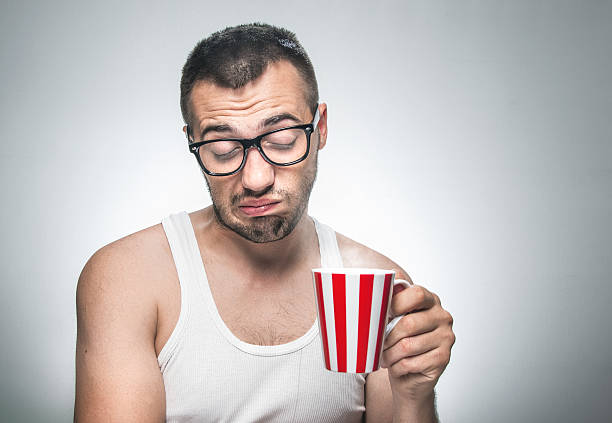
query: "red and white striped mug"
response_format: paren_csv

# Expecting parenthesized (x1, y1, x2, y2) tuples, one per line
(312, 268, 412, 373)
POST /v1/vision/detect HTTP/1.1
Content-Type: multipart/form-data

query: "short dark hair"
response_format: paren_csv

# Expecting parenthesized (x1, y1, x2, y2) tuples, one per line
(180, 23, 319, 127)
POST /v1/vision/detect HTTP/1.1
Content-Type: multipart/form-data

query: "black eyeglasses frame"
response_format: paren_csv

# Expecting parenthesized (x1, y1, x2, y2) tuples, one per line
(185, 109, 319, 177)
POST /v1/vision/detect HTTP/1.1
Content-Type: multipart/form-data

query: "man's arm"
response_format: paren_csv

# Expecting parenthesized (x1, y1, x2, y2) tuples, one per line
(365, 368, 437, 423)
(74, 240, 166, 422)
(336, 232, 453, 423)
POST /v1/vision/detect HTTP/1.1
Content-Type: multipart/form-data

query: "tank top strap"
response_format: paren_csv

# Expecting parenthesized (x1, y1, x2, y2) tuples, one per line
(313, 217, 344, 268)
(161, 211, 201, 292)
(158, 211, 202, 370)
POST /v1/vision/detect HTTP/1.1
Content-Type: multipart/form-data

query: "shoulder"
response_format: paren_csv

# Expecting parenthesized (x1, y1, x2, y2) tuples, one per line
(76, 222, 175, 332)
(335, 231, 413, 283)
(79, 222, 172, 289)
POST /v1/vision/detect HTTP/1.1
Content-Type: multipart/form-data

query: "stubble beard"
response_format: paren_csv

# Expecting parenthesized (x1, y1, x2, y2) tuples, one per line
(205, 160, 318, 244)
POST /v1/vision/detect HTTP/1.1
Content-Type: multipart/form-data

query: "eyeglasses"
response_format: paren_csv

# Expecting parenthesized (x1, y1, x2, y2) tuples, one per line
(186, 108, 320, 176)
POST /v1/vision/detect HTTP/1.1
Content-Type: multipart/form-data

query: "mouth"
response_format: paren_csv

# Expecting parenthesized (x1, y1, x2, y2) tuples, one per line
(238, 200, 281, 217)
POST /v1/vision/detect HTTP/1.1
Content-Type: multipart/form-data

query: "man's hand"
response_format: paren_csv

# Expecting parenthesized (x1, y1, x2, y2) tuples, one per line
(381, 283, 455, 417)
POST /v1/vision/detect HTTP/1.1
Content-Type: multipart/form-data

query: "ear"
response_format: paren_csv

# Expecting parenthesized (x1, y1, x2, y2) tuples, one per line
(316, 103, 328, 150)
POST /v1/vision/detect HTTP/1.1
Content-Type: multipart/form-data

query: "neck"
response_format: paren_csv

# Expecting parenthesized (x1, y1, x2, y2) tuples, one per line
(203, 206, 317, 275)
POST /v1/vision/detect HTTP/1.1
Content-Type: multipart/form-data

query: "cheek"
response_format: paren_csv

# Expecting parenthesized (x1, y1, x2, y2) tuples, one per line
(206, 178, 235, 202)
(288, 150, 318, 180)
(274, 169, 304, 191)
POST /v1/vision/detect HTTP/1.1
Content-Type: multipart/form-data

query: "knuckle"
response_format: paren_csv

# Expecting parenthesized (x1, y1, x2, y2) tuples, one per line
(389, 364, 403, 378)
(413, 286, 426, 303)
(435, 348, 450, 366)
(433, 348, 444, 364)
(400, 358, 415, 374)
(400, 316, 413, 333)
(442, 349, 451, 365)
(400, 337, 413, 355)
(443, 310, 454, 326)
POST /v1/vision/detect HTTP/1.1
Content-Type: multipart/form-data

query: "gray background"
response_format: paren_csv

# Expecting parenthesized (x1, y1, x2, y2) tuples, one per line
(1, 1, 610, 422)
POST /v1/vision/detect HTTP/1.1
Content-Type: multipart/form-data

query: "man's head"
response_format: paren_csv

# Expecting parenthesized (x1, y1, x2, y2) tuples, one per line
(180, 23, 319, 128)
(181, 23, 328, 244)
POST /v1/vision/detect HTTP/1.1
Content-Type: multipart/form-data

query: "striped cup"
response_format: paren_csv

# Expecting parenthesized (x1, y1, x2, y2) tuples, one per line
(312, 268, 411, 373)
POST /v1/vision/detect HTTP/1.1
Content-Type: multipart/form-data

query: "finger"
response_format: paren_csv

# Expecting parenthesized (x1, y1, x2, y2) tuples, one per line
(383, 309, 439, 348)
(390, 285, 436, 317)
(392, 284, 407, 296)
(387, 346, 451, 379)
(381, 329, 440, 368)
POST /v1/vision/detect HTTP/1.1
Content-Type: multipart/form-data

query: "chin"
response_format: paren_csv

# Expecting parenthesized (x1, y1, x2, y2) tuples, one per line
(238, 214, 292, 243)
(213, 206, 287, 243)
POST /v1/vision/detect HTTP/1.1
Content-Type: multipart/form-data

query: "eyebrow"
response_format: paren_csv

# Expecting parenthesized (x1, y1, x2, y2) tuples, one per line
(199, 113, 302, 139)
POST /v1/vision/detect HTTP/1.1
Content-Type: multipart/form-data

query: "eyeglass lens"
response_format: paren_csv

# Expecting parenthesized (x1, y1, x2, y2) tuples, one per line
(198, 127, 308, 174)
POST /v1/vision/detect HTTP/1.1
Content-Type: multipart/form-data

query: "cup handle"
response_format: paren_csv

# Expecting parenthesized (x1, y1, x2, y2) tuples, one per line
(384, 279, 413, 338)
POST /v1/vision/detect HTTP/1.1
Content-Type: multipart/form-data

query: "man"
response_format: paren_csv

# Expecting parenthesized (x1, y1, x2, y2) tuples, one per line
(75, 23, 455, 422)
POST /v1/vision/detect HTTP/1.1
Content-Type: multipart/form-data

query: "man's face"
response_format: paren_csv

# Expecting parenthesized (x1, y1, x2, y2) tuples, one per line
(186, 60, 327, 243)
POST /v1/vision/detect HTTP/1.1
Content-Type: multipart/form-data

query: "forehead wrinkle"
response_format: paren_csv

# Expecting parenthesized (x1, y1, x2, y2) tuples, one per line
(196, 91, 300, 115)
(194, 98, 307, 138)
(197, 111, 303, 140)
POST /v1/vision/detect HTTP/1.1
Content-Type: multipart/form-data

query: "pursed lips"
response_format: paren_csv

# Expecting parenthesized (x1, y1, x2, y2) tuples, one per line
(238, 199, 281, 216)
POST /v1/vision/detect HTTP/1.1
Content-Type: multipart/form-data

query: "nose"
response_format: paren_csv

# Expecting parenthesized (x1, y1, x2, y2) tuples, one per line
(241, 147, 275, 193)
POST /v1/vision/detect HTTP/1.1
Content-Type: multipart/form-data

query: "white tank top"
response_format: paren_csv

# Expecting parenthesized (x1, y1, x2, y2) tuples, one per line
(158, 211, 366, 422)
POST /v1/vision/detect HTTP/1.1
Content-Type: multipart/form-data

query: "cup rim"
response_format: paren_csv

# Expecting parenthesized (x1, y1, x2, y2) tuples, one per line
(312, 267, 395, 275)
